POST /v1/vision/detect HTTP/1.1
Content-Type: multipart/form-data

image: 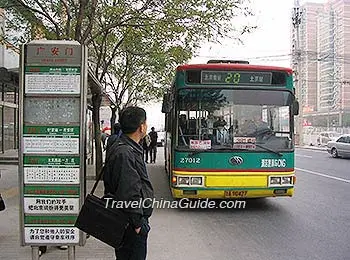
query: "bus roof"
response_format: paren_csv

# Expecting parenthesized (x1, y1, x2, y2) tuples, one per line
(177, 63, 293, 74)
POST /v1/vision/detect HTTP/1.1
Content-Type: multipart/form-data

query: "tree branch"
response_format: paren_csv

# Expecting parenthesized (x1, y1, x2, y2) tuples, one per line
(60, 0, 72, 38)
(81, 0, 98, 42)
(10, 0, 60, 37)
(74, 0, 88, 41)
(33, 0, 62, 38)
(84, 16, 155, 45)
(98, 34, 126, 82)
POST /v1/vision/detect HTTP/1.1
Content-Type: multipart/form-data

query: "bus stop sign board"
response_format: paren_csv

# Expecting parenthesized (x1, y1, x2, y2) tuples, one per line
(19, 40, 87, 246)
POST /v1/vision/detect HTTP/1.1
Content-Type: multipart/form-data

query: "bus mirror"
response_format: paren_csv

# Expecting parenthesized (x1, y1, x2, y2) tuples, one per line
(162, 93, 171, 113)
(293, 100, 299, 115)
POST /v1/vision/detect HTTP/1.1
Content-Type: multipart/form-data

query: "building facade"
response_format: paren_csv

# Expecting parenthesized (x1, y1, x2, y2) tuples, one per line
(293, 0, 350, 127)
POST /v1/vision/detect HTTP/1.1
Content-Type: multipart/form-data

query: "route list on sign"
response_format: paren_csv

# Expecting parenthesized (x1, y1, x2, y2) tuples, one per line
(23, 155, 80, 184)
(25, 67, 81, 94)
(23, 126, 80, 154)
(23, 137, 79, 154)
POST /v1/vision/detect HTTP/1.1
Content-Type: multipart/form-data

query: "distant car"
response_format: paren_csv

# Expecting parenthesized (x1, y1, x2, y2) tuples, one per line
(316, 131, 341, 146)
(157, 131, 165, 147)
(326, 134, 350, 158)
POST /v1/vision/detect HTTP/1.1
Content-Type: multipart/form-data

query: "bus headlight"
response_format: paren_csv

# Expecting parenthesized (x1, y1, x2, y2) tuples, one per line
(281, 176, 293, 185)
(270, 177, 281, 185)
(269, 176, 294, 187)
(190, 177, 203, 186)
(173, 175, 204, 187)
(177, 176, 190, 185)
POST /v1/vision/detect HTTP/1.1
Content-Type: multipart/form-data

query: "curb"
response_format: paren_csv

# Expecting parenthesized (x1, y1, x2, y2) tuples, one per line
(296, 145, 327, 151)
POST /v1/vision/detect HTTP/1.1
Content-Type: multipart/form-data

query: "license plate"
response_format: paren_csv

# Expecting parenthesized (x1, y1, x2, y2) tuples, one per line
(224, 190, 248, 198)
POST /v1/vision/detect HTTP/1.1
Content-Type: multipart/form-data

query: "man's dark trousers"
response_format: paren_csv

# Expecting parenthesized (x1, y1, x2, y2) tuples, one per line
(149, 146, 157, 163)
(115, 220, 150, 260)
(143, 148, 149, 163)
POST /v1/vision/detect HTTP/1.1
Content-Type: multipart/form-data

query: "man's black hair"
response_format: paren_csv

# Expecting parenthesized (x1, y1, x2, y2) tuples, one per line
(119, 106, 146, 134)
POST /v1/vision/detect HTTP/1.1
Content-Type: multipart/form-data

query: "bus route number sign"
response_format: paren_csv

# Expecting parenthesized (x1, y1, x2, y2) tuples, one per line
(201, 71, 272, 85)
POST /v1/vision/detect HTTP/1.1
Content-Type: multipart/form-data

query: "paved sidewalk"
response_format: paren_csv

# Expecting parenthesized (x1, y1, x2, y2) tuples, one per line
(0, 161, 165, 260)
(0, 165, 117, 260)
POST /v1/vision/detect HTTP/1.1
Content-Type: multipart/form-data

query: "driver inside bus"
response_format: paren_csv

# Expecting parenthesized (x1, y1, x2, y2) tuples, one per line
(240, 116, 271, 137)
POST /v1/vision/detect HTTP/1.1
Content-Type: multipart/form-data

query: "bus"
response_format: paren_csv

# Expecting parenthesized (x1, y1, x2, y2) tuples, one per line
(161, 60, 299, 199)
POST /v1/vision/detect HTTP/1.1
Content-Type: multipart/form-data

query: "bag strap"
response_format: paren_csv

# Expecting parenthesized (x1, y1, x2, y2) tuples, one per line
(90, 164, 105, 195)
(89, 138, 124, 195)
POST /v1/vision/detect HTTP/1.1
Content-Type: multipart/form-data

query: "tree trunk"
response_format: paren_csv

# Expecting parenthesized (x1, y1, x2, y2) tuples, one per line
(110, 106, 117, 134)
(92, 93, 102, 179)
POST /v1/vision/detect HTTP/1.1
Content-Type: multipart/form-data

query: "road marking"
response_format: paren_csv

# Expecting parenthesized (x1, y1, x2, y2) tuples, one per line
(295, 154, 313, 158)
(296, 148, 327, 154)
(296, 167, 350, 184)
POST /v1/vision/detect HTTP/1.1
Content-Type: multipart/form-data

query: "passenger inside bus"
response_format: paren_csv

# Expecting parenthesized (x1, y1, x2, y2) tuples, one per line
(213, 116, 227, 144)
(239, 116, 271, 137)
(178, 114, 188, 145)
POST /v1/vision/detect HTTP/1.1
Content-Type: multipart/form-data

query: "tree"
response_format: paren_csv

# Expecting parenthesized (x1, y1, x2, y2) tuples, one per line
(1, 0, 256, 176)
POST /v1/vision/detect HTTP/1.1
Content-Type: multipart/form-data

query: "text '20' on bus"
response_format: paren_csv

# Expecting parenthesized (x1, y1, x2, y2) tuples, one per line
(162, 60, 299, 199)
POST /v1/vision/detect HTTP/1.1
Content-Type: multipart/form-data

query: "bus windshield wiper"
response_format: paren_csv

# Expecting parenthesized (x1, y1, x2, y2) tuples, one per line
(254, 144, 282, 157)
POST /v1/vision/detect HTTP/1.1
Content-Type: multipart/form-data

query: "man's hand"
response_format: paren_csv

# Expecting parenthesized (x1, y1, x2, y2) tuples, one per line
(135, 227, 141, 234)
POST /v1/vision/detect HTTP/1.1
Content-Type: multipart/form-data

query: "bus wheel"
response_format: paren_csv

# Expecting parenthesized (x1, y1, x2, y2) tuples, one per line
(331, 148, 338, 158)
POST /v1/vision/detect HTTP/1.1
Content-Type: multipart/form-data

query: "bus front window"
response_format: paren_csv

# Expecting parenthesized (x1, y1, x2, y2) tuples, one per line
(176, 88, 294, 151)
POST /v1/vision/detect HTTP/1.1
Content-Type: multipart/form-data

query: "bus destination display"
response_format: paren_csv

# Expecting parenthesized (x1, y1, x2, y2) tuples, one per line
(201, 71, 272, 85)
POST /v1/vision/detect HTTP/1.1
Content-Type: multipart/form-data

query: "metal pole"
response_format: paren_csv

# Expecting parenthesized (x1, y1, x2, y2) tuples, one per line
(68, 246, 76, 260)
(31, 246, 40, 260)
(293, 0, 303, 145)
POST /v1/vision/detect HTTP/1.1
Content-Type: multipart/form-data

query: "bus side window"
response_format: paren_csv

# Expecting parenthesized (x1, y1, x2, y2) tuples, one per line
(179, 114, 188, 146)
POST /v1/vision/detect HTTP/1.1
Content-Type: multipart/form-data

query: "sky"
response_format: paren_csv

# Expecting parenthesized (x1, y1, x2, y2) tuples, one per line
(191, 0, 326, 67)
(145, 0, 328, 131)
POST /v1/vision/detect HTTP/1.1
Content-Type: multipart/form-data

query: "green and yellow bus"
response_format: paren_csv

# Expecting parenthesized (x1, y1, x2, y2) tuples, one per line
(162, 60, 299, 199)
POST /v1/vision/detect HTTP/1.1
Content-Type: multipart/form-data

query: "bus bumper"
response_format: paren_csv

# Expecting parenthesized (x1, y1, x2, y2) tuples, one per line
(171, 187, 294, 199)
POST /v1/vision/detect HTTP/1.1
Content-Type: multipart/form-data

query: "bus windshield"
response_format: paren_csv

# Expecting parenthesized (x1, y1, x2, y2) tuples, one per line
(176, 88, 293, 152)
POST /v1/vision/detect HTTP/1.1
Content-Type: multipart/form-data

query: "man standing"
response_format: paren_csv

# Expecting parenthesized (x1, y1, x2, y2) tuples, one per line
(148, 127, 158, 163)
(105, 122, 122, 153)
(103, 106, 154, 260)
(142, 134, 151, 163)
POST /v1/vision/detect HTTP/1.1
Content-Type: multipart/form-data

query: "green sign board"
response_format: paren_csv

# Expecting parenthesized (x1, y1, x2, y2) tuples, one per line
(201, 71, 272, 85)
(24, 185, 80, 197)
(24, 156, 80, 166)
(25, 66, 81, 74)
(23, 126, 80, 136)
(25, 215, 77, 226)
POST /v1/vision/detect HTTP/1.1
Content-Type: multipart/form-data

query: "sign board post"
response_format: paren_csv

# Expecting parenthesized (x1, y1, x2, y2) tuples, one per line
(19, 40, 88, 258)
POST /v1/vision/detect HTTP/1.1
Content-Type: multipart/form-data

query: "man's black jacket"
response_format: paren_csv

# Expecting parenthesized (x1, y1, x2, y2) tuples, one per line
(103, 134, 154, 228)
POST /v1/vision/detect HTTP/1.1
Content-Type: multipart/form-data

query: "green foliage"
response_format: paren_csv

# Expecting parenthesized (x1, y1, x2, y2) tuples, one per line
(0, 0, 255, 172)
(1, 0, 255, 104)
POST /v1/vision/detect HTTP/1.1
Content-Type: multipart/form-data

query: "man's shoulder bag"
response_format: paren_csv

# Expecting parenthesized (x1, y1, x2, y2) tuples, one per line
(75, 142, 129, 249)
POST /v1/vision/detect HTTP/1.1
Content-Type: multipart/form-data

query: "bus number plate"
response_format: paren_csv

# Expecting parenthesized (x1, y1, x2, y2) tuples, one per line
(224, 190, 248, 198)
